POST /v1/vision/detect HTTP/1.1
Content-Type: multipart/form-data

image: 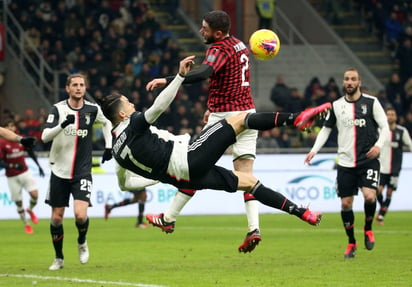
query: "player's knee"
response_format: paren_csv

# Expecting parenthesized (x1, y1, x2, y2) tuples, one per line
(226, 113, 247, 134)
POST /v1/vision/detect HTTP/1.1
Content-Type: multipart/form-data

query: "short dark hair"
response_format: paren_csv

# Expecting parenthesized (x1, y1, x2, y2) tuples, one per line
(95, 92, 123, 124)
(344, 68, 361, 81)
(385, 106, 396, 113)
(66, 73, 88, 86)
(203, 10, 231, 34)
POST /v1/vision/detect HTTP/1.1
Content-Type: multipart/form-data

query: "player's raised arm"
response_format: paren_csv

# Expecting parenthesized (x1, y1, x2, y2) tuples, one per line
(144, 56, 195, 124)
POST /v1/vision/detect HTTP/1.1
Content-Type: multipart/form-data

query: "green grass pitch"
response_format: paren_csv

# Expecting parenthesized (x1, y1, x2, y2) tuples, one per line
(0, 212, 411, 287)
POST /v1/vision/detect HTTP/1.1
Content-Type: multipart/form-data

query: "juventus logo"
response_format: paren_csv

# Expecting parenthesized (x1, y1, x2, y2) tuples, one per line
(361, 104, 367, 115)
(85, 114, 91, 125)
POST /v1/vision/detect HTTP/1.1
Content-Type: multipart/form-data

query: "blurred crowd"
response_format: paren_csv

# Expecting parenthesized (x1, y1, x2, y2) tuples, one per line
(4, 0, 209, 151)
(2, 0, 412, 153)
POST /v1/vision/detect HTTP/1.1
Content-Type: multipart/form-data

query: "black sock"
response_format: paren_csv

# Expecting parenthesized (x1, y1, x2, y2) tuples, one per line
(112, 198, 132, 209)
(364, 200, 376, 231)
(341, 209, 356, 244)
(245, 112, 297, 130)
(250, 182, 303, 217)
(137, 201, 145, 224)
(384, 197, 391, 209)
(50, 223, 64, 259)
(76, 217, 89, 245)
(376, 193, 383, 205)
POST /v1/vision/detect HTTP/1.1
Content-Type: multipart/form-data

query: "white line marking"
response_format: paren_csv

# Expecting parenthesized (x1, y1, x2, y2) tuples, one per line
(0, 274, 169, 287)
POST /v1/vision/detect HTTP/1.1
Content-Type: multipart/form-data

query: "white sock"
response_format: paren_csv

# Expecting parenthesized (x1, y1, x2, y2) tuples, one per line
(245, 199, 260, 232)
(164, 191, 192, 222)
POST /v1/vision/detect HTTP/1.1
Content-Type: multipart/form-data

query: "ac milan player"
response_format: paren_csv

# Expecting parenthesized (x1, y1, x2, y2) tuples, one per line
(146, 10, 262, 253)
(0, 119, 44, 234)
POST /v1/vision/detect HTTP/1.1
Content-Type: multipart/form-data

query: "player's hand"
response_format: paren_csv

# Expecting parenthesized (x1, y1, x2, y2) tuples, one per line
(39, 166, 45, 177)
(366, 146, 380, 159)
(178, 55, 195, 77)
(20, 137, 36, 149)
(9, 163, 24, 170)
(61, 114, 75, 128)
(202, 110, 210, 124)
(146, 78, 167, 91)
(101, 148, 113, 163)
(304, 152, 316, 165)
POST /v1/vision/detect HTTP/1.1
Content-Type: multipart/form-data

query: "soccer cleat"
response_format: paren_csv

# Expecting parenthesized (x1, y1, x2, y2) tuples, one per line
(26, 208, 39, 224)
(344, 243, 358, 259)
(78, 241, 89, 264)
(301, 209, 323, 226)
(136, 222, 150, 229)
(294, 102, 332, 131)
(376, 214, 384, 226)
(238, 229, 262, 253)
(364, 230, 375, 250)
(48, 258, 64, 270)
(25, 224, 34, 234)
(104, 204, 111, 220)
(146, 213, 175, 233)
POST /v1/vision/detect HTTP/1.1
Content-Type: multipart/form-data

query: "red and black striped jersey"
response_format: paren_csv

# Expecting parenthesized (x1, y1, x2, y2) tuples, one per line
(202, 36, 255, 112)
(0, 139, 28, 177)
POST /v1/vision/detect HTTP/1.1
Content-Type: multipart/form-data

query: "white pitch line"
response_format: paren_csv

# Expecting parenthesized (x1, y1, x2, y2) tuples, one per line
(0, 274, 169, 287)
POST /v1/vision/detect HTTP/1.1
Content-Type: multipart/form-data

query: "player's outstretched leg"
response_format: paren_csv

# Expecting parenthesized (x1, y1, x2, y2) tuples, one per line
(250, 182, 323, 226)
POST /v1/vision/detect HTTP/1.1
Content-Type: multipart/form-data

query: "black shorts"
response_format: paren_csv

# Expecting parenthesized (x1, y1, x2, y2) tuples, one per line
(187, 120, 236, 178)
(158, 119, 238, 193)
(379, 173, 399, 190)
(336, 159, 380, 198)
(159, 165, 239, 193)
(45, 172, 93, 207)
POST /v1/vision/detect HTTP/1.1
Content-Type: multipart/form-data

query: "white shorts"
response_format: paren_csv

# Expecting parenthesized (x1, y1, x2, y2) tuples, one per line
(204, 109, 258, 160)
(7, 170, 38, 202)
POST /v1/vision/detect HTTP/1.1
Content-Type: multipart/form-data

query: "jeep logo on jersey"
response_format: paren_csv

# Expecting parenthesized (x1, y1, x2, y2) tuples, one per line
(345, 118, 366, 127)
(64, 127, 89, 138)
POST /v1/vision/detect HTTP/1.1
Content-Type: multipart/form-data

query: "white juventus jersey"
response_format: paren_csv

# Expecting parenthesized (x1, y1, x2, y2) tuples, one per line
(42, 99, 112, 179)
(324, 93, 389, 167)
(380, 124, 412, 174)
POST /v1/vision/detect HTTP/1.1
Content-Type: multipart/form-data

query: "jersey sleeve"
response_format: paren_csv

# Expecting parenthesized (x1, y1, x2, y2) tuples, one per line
(323, 105, 336, 128)
(116, 162, 159, 190)
(373, 99, 390, 148)
(41, 106, 63, 143)
(401, 126, 412, 151)
(310, 126, 332, 154)
(95, 105, 113, 149)
(144, 74, 185, 124)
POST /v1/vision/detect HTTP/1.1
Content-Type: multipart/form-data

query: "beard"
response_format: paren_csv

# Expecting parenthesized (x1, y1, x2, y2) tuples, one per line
(343, 84, 359, 96)
(203, 35, 215, 44)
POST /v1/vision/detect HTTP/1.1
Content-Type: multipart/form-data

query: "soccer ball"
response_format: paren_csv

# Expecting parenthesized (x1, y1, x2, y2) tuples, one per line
(249, 29, 280, 60)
